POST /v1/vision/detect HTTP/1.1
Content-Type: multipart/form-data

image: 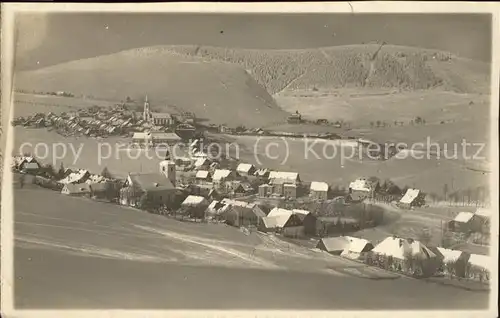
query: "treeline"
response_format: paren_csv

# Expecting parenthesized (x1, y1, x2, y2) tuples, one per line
(427, 184, 489, 206)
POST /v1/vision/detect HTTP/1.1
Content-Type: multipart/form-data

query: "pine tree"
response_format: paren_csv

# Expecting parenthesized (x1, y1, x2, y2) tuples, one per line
(101, 167, 113, 179)
(57, 162, 65, 179)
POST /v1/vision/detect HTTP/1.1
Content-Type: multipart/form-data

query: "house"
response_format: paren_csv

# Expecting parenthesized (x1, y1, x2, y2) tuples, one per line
(150, 112, 174, 126)
(86, 182, 112, 198)
(262, 207, 305, 238)
(132, 132, 182, 146)
(188, 184, 220, 200)
(119, 172, 176, 208)
(340, 237, 375, 260)
(195, 170, 212, 183)
(316, 236, 373, 258)
(474, 207, 492, 226)
(132, 132, 152, 145)
(227, 181, 255, 197)
(13, 156, 41, 173)
(236, 163, 256, 177)
(398, 188, 425, 209)
(180, 195, 209, 218)
(310, 181, 329, 200)
(85, 174, 110, 184)
(259, 213, 304, 238)
(218, 200, 266, 227)
(268, 171, 300, 196)
(212, 169, 237, 184)
(58, 169, 91, 185)
(316, 237, 350, 255)
(194, 158, 210, 170)
(287, 111, 303, 124)
(449, 212, 482, 233)
(205, 200, 225, 218)
(291, 209, 319, 236)
(254, 168, 270, 179)
(434, 247, 470, 278)
(174, 157, 194, 169)
(175, 123, 196, 139)
(467, 254, 491, 277)
(61, 183, 91, 196)
(283, 184, 297, 199)
(371, 236, 440, 276)
(348, 178, 372, 201)
(151, 132, 182, 145)
(268, 171, 300, 184)
(258, 184, 273, 197)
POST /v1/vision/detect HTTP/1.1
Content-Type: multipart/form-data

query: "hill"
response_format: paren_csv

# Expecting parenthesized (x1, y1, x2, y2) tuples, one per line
(151, 44, 491, 95)
(14, 44, 490, 128)
(14, 49, 288, 127)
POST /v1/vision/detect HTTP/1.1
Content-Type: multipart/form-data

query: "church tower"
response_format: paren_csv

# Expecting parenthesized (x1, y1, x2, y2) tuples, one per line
(143, 95, 151, 123)
(160, 160, 176, 186)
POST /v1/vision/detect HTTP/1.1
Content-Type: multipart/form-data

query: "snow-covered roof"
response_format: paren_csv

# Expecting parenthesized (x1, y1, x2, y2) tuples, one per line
(59, 169, 89, 184)
(436, 247, 465, 263)
(261, 214, 293, 228)
(349, 178, 371, 192)
(133, 132, 150, 139)
(151, 112, 172, 119)
(400, 188, 420, 204)
(454, 212, 475, 223)
(291, 209, 311, 216)
(475, 208, 492, 218)
(345, 236, 374, 253)
(468, 254, 491, 272)
(310, 181, 329, 192)
(192, 151, 208, 158)
(236, 163, 255, 173)
(14, 156, 37, 164)
(195, 170, 210, 179)
(372, 237, 436, 260)
(268, 207, 293, 218)
(220, 198, 255, 208)
(151, 132, 182, 141)
(268, 171, 299, 182)
(212, 169, 232, 181)
(205, 200, 224, 215)
(85, 174, 109, 184)
(194, 158, 209, 167)
(317, 237, 350, 252)
(181, 195, 208, 206)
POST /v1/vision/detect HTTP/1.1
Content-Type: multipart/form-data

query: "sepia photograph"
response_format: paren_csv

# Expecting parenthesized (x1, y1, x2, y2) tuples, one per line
(1, 3, 499, 317)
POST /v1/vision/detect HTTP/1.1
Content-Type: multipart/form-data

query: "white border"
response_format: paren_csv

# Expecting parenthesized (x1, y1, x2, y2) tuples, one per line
(1, 2, 499, 318)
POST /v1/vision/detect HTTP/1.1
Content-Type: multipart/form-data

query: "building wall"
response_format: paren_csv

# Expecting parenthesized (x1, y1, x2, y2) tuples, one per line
(283, 226, 304, 238)
(284, 185, 297, 199)
(148, 190, 175, 206)
(311, 190, 327, 201)
(153, 117, 173, 126)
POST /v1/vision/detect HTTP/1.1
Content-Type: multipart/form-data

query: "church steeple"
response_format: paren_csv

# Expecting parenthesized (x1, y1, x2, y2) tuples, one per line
(143, 95, 151, 123)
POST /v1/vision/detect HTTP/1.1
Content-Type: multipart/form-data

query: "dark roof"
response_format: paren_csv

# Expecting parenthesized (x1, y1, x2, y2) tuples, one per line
(129, 173, 175, 192)
(227, 205, 266, 219)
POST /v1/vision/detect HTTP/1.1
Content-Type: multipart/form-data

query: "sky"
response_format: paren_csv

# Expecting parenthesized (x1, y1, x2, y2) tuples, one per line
(14, 13, 492, 71)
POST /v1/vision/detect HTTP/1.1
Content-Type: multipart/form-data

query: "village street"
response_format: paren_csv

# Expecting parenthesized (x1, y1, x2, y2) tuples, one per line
(12, 186, 489, 309)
